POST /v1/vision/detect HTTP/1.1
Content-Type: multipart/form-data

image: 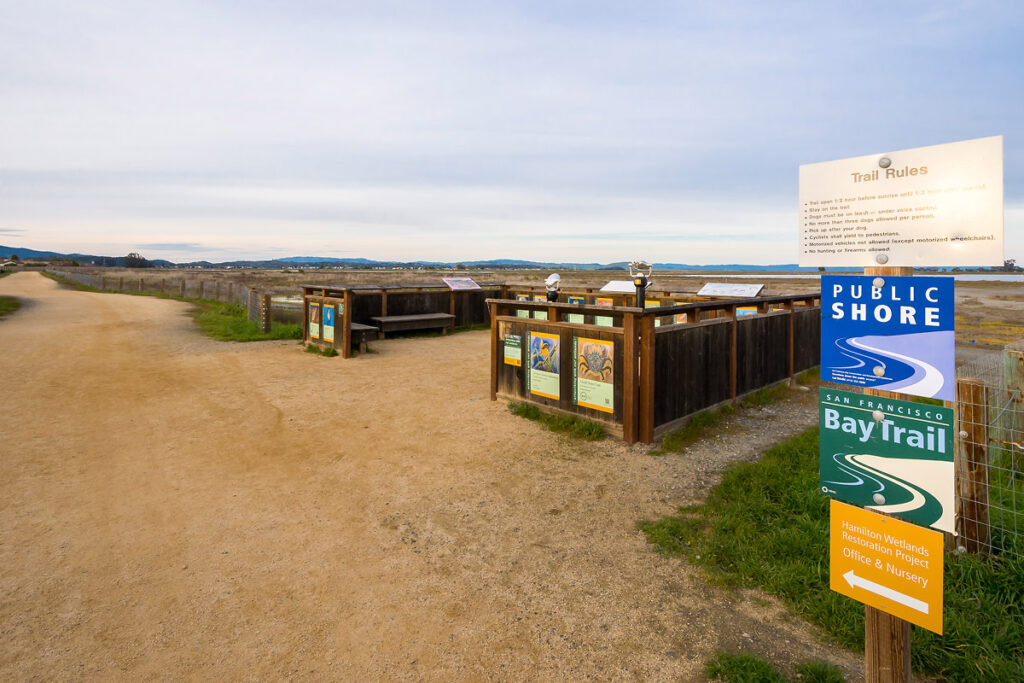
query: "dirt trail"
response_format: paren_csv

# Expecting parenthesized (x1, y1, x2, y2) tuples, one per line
(0, 271, 861, 681)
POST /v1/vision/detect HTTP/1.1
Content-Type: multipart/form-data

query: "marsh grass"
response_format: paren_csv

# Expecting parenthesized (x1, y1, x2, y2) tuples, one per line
(0, 295, 21, 319)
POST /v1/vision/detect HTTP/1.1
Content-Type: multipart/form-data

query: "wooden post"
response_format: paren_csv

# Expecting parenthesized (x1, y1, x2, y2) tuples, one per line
(179, 280, 186, 297)
(728, 304, 738, 403)
(785, 301, 796, 386)
(547, 305, 559, 323)
(638, 313, 656, 444)
(864, 604, 912, 683)
(118, 276, 124, 290)
(259, 294, 272, 333)
(160, 278, 165, 293)
(956, 377, 990, 553)
(381, 289, 388, 317)
(622, 311, 639, 444)
(138, 277, 144, 292)
(302, 295, 309, 344)
(341, 290, 353, 359)
(490, 302, 499, 401)
(862, 265, 914, 683)
(450, 290, 456, 320)
(227, 282, 233, 301)
(215, 281, 222, 301)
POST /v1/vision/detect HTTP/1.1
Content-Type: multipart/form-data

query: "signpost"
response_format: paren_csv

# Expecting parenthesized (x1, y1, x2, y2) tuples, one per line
(830, 500, 944, 634)
(821, 275, 955, 400)
(799, 135, 1003, 267)
(801, 136, 1004, 682)
(820, 388, 954, 532)
(441, 277, 481, 290)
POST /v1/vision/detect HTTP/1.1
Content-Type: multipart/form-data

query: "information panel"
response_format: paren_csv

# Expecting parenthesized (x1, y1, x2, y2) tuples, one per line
(799, 135, 1003, 266)
(567, 296, 585, 324)
(573, 337, 614, 413)
(503, 334, 522, 366)
(820, 388, 954, 532)
(528, 332, 560, 399)
(308, 301, 320, 340)
(830, 500, 943, 634)
(821, 275, 954, 401)
(323, 304, 335, 343)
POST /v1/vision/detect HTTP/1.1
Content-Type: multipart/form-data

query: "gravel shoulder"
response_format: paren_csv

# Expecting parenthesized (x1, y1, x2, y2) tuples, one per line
(0, 272, 861, 681)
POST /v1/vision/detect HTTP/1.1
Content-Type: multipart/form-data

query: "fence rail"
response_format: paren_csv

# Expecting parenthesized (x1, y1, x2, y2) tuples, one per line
(488, 293, 821, 444)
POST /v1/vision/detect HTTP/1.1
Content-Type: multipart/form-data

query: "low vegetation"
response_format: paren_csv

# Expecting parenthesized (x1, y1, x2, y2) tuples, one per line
(706, 652, 844, 683)
(638, 427, 1024, 682)
(304, 343, 339, 357)
(508, 401, 606, 440)
(0, 295, 21, 319)
(41, 271, 301, 342)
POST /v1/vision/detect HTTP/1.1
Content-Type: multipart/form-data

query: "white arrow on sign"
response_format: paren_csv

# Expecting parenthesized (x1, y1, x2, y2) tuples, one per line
(843, 570, 929, 614)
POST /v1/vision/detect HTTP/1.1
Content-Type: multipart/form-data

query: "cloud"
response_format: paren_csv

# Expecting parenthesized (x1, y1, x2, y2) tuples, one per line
(0, 228, 24, 235)
(137, 242, 212, 252)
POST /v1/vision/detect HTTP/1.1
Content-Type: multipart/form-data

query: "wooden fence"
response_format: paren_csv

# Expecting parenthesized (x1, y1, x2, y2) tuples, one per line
(301, 282, 507, 357)
(488, 293, 821, 444)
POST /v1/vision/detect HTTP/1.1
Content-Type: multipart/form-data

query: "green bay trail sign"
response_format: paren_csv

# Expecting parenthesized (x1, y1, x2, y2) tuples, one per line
(819, 388, 954, 533)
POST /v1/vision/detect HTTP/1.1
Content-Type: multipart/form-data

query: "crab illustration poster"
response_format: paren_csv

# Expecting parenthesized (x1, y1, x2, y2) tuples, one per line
(822, 275, 954, 400)
(567, 296, 585, 324)
(819, 388, 954, 532)
(528, 332, 560, 399)
(574, 337, 614, 413)
(594, 297, 614, 327)
(322, 304, 335, 343)
(308, 301, 320, 339)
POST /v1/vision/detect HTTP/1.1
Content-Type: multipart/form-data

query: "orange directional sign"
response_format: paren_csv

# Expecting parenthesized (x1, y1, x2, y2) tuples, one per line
(830, 500, 944, 634)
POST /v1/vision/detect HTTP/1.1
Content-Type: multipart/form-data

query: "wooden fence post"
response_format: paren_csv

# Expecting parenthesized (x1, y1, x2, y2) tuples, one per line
(118, 276, 124, 290)
(259, 294, 272, 333)
(490, 302, 499, 401)
(341, 290, 353, 359)
(138, 277, 144, 292)
(729, 304, 738, 403)
(622, 311, 639, 444)
(638, 313, 655, 444)
(956, 377, 990, 553)
(786, 301, 796, 386)
(179, 280, 186, 297)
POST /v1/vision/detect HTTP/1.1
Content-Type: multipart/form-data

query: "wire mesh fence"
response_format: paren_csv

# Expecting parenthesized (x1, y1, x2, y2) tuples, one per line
(956, 349, 1024, 558)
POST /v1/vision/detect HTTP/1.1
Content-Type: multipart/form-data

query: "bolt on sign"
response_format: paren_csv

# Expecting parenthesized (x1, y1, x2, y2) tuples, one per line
(820, 388, 954, 532)
(799, 135, 1003, 267)
(821, 275, 954, 401)
(831, 500, 944, 634)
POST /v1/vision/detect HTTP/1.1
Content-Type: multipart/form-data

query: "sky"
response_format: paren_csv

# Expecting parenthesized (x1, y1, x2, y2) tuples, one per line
(2, 1, 1022, 264)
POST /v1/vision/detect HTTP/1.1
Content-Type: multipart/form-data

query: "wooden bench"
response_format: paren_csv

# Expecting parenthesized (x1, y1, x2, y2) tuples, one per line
(350, 322, 379, 352)
(370, 313, 455, 338)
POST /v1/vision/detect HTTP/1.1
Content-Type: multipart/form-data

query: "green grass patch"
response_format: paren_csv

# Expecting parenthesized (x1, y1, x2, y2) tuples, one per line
(707, 651, 845, 682)
(189, 301, 301, 342)
(0, 295, 21, 319)
(304, 343, 339, 357)
(638, 426, 1024, 682)
(41, 271, 301, 343)
(508, 401, 606, 441)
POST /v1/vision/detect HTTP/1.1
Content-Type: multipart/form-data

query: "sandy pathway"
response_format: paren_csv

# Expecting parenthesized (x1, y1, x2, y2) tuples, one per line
(0, 272, 860, 681)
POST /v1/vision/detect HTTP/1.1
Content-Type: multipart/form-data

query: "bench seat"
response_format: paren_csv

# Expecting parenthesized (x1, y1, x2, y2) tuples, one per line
(370, 313, 455, 337)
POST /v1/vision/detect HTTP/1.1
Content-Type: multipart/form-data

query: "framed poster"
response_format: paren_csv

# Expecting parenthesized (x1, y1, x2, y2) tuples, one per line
(528, 332, 560, 399)
(533, 295, 548, 320)
(503, 334, 522, 366)
(574, 337, 614, 413)
(515, 293, 530, 318)
(308, 301, 321, 340)
(323, 303, 335, 343)
(567, 296, 585, 324)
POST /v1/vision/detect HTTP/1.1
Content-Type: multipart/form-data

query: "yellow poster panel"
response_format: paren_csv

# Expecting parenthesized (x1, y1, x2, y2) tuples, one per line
(533, 295, 548, 320)
(515, 294, 530, 318)
(830, 500, 943, 634)
(308, 301, 321, 340)
(323, 303, 335, 343)
(575, 337, 614, 413)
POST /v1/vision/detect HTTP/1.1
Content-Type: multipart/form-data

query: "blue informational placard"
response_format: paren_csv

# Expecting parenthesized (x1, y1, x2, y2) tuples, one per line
(821, 275, 954, 400)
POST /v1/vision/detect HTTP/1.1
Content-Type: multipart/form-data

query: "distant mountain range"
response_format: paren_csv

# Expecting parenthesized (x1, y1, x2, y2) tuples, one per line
(0, 243, 867, 272)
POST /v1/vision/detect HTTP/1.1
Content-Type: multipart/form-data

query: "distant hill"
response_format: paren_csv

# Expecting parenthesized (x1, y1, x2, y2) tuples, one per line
(0, 245, 174, 268)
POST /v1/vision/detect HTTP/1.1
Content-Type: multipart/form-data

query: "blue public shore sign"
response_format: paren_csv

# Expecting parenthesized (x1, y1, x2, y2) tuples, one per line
(819, 388, 954, 532)
(821, 275, 955, 401)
